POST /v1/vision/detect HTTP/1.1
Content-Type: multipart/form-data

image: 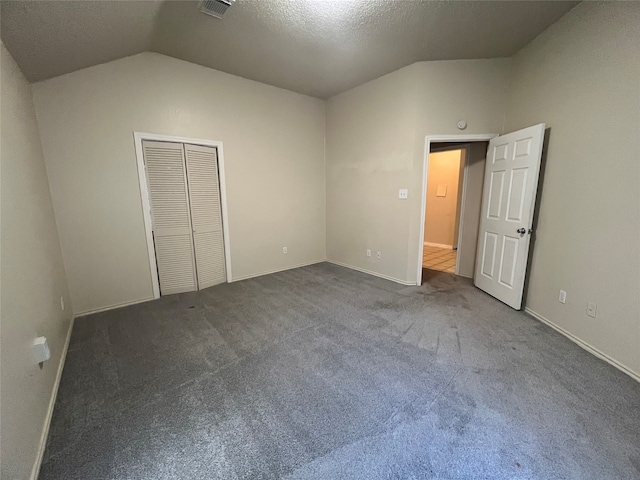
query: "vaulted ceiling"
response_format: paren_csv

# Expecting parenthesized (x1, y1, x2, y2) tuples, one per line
(1, 0, 578, 98)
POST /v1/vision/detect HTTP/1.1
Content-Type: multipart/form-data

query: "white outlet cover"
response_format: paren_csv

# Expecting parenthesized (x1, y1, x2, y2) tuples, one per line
(366, 249, 371, 257)
(33, 337, 51, 363)
(559, 290, 567, 304)
(282, 247, 288, 254)
(376, 251, 381, 259)
(398, 189, 408, 199)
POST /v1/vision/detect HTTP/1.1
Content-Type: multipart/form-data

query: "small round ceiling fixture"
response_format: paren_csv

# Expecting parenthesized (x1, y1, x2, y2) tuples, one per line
(457, 120, 467, 130)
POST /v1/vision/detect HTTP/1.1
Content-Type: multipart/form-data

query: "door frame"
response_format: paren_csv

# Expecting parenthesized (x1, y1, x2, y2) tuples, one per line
(133, 132, 233, 299)
(417, 134, 498, 285)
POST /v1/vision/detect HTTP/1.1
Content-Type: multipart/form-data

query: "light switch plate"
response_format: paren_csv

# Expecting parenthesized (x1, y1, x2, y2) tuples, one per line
(559, 290, 567, 304)
(398, 189, 408, 199)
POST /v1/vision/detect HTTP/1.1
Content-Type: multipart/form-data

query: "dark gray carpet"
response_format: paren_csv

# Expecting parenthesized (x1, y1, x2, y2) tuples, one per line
(40, 263, 640, 479)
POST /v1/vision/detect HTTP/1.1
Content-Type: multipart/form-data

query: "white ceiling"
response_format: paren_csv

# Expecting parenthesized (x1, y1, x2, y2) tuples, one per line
(1, 0, 578, 98)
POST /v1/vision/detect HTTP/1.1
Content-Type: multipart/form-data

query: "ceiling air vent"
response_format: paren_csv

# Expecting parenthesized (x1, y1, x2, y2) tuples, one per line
(198, 0, 235, 19)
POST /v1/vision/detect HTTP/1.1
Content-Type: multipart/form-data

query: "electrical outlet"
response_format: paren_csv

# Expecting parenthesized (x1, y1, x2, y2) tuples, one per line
(398, 189, 408, 199)
(558, 290, 567, 304)
(282, 247, 288, 254)
(587, 302, 597, 318)
(60, 297, 65, 311)
(366, 249, 371, 257)
(376, 251, 381, 259)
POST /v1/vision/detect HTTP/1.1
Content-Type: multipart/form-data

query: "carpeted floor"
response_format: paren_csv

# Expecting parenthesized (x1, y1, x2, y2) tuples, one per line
(40, 263, 640, 479)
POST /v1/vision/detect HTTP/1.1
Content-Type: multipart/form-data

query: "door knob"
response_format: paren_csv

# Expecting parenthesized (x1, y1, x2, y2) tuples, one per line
(517, 228, 526, 235)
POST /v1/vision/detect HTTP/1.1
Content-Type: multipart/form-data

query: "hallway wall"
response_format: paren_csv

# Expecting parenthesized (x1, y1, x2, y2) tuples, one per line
(424, 149, 462, 247)
(456, 142, 488, 278)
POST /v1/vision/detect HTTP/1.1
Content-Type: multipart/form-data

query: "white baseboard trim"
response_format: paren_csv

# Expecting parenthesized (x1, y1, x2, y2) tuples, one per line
(30, 316, 75, 480)
(231, 260, 326, 282)
(78, 262, 328, 313)
(525, 307, 640, 383)
(424, 242, 453, 249)
(76, 297, 155, 317)
(327, 260, 417, 286)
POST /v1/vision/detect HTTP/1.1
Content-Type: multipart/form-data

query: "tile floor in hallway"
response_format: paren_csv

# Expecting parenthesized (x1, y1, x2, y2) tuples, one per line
(423, 245, 457, 273)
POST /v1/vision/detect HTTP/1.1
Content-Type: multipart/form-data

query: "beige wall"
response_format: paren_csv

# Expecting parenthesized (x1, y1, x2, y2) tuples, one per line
(32, 53, 326, 315)
(1, 43, 73, 479)
(424, 149, 462, 247)
(326, 59, 510, 283)
(326, 64, 418, 281)
(505, 2, 640, 377)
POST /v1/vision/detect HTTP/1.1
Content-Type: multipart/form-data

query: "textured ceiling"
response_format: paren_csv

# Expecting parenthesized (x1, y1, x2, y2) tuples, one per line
(1, 0, 578, 98)
(1, 1, 164, 82)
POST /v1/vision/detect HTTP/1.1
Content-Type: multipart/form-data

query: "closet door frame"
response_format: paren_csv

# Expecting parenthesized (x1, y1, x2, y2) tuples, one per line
(134, 132, 233, 299)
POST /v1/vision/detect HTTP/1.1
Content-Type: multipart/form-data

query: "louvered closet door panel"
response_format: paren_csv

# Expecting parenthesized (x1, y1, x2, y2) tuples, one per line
(143, 140, 197, 295)
(184, 144, 226, 289)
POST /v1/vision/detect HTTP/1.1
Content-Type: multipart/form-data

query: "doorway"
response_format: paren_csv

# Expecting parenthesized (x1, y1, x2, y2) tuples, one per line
(419, 139, 492, 281)
(422, 147, 465, 273)
(417, 126, 547, 311)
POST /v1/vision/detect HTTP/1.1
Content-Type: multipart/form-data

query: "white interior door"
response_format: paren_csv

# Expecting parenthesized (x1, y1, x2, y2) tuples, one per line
(474, 123, 545, 309)
(143, 140, 198, 295)
(184, 144, 227, 289)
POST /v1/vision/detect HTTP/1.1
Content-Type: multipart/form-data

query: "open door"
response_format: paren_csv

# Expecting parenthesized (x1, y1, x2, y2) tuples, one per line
(474, 124, 545, 309)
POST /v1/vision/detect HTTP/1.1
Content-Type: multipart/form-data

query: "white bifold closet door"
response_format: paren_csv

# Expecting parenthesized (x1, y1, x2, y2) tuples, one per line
(184, 144, 226, 289)
(144, 140, 197, 295)
(143, 140, 226, 296)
